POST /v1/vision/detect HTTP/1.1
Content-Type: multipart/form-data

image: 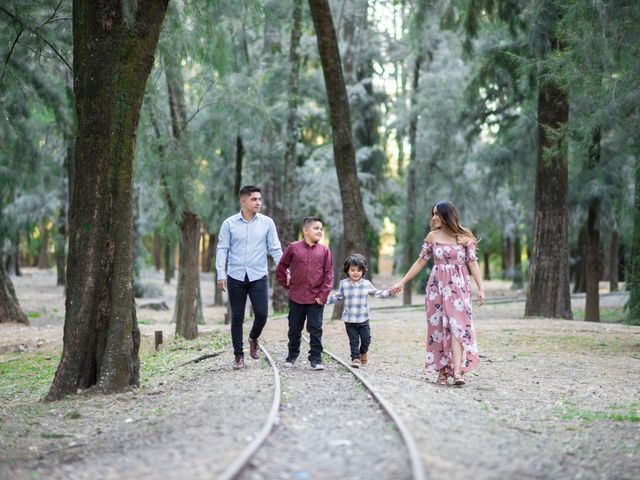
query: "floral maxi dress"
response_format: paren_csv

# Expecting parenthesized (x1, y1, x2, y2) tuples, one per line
(419, 241, 480, 375)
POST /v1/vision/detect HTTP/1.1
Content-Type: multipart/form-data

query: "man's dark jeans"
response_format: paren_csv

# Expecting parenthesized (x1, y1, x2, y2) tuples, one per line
(227, 274, 269, 357)
(287, 300, 324, 363)
(345, 321, 371, 359)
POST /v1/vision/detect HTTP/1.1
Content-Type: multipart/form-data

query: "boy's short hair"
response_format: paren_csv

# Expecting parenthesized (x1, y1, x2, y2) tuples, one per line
(302, 217, 322, 229)
(343, 253, 367, 275)
(239, 185, 261, 197)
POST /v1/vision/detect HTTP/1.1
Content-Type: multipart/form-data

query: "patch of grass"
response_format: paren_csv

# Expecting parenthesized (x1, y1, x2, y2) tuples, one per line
(573, 307, 625, 323)
(138, 319, 151, 325)
(27, 312, 41, 319)
(558, 401, 640, 423)
(0, 352, 59, 402)
(139, 332, 228, 385)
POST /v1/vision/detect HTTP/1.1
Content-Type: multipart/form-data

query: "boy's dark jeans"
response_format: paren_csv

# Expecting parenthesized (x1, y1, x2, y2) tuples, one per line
(227, 274, 269, 357)
(345, 321, 371, 359)
(287, 300, 324, 363)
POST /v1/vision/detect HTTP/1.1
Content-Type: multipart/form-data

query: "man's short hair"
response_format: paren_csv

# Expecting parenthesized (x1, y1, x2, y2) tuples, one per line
(239, 185, 261, 197)
(302, 217, 322, 229)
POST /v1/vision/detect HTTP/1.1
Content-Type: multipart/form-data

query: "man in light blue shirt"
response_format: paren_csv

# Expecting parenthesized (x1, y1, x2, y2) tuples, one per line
(216, 185, 283, 369)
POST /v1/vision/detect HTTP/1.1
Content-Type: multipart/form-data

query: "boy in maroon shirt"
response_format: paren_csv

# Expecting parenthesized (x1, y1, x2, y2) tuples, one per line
(276, 217, 334, 370)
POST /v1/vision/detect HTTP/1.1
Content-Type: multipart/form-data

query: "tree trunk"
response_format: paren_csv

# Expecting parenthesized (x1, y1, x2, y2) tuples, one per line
(38, 221, 50, 269)
(0, 262, 28, 324)
(272, 0, 303, 314)
(610, 229, 619, 292)
(624, 154, 640, 325)
(483, 251, 491, 281)
(585, 128, 601, 322)
(235, 134, 243, 195)
(403, 53, 422, 306)
(585, 203, 600, 321)
(164, 238, 175, 283)
(573, 226, 586, 294)
(308, 0, 369, 259)
(210, 233, 223, 306)
(47, 0, 167, 401)
(175, 212, 200, 339)
(153, 231, 162, 271)
(164, 46, 203, 331)
(12, 230, 21, 276)
(504, 235, 515, 280)
(512, 234, 524, 290)
(524, 80, 572, 319)
(331, 234, 346, 320)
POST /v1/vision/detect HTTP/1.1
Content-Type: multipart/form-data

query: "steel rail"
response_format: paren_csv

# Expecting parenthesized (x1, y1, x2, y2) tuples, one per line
(304, 335, 428, 480)
(217, 343, 281, 480)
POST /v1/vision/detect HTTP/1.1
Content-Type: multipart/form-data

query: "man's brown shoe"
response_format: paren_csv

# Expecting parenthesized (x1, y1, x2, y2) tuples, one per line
(249, 337, 260, 360)
(360, 353, 369, 366)
(233, 355, 245, 369)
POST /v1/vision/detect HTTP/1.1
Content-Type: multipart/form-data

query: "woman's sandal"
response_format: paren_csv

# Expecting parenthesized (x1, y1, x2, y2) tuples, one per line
(437, 371, 448, 385)
(453, 372, 466, 386)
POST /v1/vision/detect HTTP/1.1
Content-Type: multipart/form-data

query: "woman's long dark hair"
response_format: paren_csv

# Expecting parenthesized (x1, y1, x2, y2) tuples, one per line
(428, 200, 478, 243)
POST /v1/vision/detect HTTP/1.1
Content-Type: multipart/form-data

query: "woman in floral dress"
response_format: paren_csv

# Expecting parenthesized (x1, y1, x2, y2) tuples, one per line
(392, 200, 484, 386)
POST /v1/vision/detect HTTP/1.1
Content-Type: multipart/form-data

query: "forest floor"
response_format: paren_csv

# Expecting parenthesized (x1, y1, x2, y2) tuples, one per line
(1, 268, 639, 480)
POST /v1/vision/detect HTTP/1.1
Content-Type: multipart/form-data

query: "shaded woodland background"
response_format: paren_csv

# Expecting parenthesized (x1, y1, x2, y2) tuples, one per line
(0, 1, 639, 398)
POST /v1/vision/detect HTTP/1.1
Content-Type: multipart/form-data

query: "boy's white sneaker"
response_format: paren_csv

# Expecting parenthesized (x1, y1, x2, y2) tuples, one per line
(284, 358, 296, 368)
(310, 361, 325, 371)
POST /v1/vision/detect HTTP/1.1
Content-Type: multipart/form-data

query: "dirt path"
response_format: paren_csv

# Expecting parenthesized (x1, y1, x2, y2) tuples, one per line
(1, 269, 639, 479)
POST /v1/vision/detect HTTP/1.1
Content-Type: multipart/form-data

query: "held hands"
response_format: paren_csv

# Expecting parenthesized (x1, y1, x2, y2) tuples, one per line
(389, 283, 404, 295)
(217, 279, 227, 292)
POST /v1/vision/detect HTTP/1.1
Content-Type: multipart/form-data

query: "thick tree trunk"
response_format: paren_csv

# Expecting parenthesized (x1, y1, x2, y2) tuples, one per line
(175, 212, 200, 339)
(524, 80, 572, 319)
(309, 0, 369, 258)
(0, 262, 28, 324)
(610, 230, 619, 292)
(47, 0, 167, 401)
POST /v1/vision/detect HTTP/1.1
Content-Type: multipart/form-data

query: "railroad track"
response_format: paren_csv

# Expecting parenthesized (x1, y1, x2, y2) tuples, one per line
(217, 339, 427, 480)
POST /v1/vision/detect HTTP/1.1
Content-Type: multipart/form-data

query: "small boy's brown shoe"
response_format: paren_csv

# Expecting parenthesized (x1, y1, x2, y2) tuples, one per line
(360, 353, 369, 366)
(233, 355, 245, 369)
(350, 358, 361, 368)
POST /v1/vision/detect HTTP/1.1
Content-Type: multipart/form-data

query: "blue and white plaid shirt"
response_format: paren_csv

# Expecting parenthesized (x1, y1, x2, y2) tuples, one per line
(327, 278, 390, 323)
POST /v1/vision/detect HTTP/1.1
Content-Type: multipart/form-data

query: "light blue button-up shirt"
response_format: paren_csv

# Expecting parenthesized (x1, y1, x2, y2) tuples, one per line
(216, 212, 283, 282)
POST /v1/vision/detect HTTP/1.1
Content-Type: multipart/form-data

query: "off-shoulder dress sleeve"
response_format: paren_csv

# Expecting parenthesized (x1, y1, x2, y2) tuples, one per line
(418, 242, 433, 261)
(466, 241, 478, 262)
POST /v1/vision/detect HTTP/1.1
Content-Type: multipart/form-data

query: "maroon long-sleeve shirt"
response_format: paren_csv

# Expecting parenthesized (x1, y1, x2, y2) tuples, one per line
(276, 240, 334, 305)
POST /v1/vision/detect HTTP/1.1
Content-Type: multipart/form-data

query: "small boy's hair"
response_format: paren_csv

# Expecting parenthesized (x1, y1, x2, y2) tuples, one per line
(302, 217, 322, 229)
(239, 185, 261, 197)
(343, 253, 367, 275)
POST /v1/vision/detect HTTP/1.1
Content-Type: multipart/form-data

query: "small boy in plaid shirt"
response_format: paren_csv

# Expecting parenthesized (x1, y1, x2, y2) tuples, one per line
(327, 253, 396, 368)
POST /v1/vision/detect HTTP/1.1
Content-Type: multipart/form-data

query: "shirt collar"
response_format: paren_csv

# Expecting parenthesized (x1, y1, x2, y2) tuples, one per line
(235, 211, 259, 223)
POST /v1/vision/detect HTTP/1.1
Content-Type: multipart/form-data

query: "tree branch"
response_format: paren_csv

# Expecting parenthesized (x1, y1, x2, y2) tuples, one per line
(0, 5, 72, 73)
(0, 27, 23, 88)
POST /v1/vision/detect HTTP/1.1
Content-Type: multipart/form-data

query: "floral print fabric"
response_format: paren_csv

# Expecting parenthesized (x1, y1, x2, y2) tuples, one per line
(418, 241, 480, 375)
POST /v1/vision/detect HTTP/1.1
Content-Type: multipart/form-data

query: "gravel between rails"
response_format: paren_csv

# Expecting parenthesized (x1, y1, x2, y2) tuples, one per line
(237, 337, 412, 480)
